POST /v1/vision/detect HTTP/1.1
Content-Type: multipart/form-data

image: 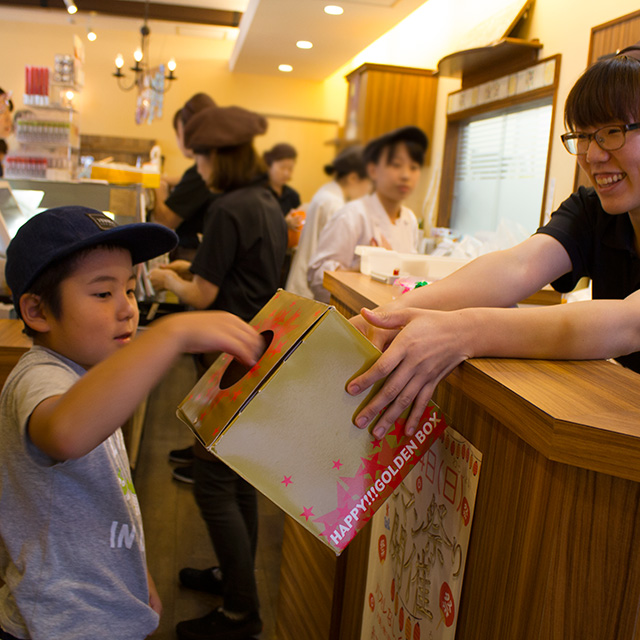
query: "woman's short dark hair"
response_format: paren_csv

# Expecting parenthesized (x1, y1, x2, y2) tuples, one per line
(201, 143, 266, 192)
(565, 54, 640, 130)
(324, 145, 367, 180)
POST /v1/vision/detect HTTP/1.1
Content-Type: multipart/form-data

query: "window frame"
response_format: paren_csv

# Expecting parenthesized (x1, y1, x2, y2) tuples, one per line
(437, 54, 561, 230)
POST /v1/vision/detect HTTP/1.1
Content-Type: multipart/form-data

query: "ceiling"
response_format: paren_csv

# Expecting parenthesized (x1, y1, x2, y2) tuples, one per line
(0, 0, 428, 80)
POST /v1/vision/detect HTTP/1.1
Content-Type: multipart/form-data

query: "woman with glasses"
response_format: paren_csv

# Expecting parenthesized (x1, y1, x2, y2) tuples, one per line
(345, 44, 640, 440)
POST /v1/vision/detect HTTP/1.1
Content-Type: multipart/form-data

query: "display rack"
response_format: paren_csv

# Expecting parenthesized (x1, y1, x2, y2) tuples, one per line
(6, 81, 80, 181)
(6, 42, 84, 182)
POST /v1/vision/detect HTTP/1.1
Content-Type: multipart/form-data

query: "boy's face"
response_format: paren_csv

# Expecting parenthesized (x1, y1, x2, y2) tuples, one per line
(39, 247, 139, 369)
(368, 142, 421, 206)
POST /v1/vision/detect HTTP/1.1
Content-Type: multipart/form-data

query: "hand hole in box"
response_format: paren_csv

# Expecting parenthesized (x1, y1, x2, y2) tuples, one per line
(219, 330, 274, 390)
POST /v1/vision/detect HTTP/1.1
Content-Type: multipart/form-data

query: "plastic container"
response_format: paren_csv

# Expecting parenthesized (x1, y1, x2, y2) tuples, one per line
(355, 246, 402, 276)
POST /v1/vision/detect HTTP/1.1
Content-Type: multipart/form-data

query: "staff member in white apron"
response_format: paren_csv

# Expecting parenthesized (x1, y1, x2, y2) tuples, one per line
(307, 126, 427, 302)
(285, 145, 371, 298)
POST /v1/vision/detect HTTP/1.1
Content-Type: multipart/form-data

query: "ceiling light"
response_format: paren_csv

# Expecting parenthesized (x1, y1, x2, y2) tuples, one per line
(279, 64, 293, 73)
(63, 0, 78, 15)
(324, 5, 344, 15)
(296, 41, 313, 50)
(87, 12, 97, 42)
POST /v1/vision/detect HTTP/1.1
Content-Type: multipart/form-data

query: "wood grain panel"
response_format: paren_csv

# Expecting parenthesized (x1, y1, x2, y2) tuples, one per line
(344, 63, 438, 163)
(318, 272, 640, 640)
(276, 516, 337, 640)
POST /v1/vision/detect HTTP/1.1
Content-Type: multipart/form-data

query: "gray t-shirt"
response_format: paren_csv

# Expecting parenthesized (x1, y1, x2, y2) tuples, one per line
(0, 346, 158, 639)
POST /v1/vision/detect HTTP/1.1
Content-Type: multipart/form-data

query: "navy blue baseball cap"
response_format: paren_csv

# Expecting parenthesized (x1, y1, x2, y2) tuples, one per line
(5, 205, 178, 310)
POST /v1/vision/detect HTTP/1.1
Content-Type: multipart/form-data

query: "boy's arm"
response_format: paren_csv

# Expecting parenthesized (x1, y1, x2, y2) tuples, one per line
(28, 312, 261, 460)
(147, 569, 162, 617)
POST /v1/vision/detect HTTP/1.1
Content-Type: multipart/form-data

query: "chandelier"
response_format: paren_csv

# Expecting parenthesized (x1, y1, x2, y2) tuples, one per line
(112, 1, 177, 123)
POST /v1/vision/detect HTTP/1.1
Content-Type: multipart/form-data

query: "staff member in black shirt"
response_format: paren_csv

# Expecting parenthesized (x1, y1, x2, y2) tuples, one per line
(152, 93, 216, 260)
(149, 104, 286, 640)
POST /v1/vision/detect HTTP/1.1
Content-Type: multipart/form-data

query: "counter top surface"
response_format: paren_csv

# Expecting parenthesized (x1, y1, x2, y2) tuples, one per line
(324, 270, 640, 481)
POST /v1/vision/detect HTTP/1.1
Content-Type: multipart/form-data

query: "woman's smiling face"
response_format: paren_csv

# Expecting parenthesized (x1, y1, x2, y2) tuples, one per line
(577, 122, 640, 219)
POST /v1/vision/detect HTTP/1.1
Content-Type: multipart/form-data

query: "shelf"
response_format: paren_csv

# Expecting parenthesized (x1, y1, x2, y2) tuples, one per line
(438, 37, 543, 84)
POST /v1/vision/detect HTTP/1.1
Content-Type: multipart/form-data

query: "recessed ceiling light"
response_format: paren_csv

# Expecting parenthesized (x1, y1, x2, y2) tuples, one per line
(296, 40, 313, 50)
(279, 64, 293, 73)
(324, 5, 344, 16)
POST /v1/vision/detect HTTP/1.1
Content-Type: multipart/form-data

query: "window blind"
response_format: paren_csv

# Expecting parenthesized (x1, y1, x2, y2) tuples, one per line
(450, 98, 553, 237)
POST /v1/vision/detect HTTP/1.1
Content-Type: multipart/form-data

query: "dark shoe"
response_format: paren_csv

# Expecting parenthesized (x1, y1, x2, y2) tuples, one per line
(176, 607, 262, 640)
(169, 445, 194, 464)
(172, 464, 194, 484)
(179, 566, 224, 595)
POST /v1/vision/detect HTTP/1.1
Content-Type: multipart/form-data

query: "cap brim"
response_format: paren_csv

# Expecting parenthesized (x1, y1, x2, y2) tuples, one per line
(22, 222, 177, 298)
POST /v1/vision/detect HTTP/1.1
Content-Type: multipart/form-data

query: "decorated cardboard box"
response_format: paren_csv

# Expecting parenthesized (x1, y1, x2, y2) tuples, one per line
(177, 290, 448, 554)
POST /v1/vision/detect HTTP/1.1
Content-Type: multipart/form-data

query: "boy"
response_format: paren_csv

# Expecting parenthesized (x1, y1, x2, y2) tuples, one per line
(307, 126, 427, 303)
(0, 206, 262, 640)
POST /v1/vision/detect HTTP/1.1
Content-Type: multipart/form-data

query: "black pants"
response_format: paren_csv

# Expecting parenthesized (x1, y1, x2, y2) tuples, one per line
(192, 455, 260, 615)
(0, 628, 25, 640)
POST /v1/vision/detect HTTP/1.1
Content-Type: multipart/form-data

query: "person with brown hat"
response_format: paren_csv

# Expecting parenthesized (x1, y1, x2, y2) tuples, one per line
(152, 93, 216, 261)
(149, 103, 287, 640)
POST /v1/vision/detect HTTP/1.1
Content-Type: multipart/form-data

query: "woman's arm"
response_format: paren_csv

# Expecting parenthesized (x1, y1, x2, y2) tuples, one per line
(347, 234, 577, 436)
(350, 292, 640, 438)
(149, 267, 219, 310)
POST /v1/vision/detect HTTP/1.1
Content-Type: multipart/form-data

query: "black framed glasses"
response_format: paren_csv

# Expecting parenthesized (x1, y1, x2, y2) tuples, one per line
(561, 123, 640, 155)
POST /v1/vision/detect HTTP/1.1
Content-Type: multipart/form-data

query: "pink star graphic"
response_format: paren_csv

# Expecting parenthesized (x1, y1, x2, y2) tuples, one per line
(300, 506, 314, 521)
(281, 475, 292, 487)
(332, 459, 343, 470)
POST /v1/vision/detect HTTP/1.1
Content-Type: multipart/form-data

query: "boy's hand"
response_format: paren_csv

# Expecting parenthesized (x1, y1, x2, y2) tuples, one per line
(160, 311, 264, 367)
(347, 307, 469, 439)
(147, 570, 162, 618)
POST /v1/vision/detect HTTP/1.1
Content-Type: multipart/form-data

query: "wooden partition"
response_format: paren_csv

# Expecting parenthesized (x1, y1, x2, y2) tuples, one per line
(275, 271, 640, 640)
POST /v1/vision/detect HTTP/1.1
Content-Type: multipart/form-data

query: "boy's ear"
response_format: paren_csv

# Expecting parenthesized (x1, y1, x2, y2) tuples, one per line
(19, 293, 51, 333)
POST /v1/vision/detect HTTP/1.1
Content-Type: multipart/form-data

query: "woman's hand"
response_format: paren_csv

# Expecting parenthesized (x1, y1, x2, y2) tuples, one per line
(285, 210, 305, 231)
(164, 260, 193, 279)
(349, 311, 400, 352)
(347, 306, 471, 439)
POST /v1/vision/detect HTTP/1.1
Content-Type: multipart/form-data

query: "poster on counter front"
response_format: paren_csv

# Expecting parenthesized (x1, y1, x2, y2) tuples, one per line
(360, 426, 482, 640)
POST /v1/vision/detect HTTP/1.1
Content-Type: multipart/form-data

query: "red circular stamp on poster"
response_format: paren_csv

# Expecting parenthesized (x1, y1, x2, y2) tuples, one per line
(378, 534, 387, 563)
(439, 581, 455, 627)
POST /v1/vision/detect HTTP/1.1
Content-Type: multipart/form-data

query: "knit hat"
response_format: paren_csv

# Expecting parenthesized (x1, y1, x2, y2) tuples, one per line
(180, 93, 216, 124)
(263, 143, 297, 165)
(184, 105, 268, 153)
(5, 206, 177, 310)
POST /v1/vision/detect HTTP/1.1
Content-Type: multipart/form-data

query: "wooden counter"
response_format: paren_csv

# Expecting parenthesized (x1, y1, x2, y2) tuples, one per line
(0, 319, 31, 388)
(276, 271, 640, 640)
